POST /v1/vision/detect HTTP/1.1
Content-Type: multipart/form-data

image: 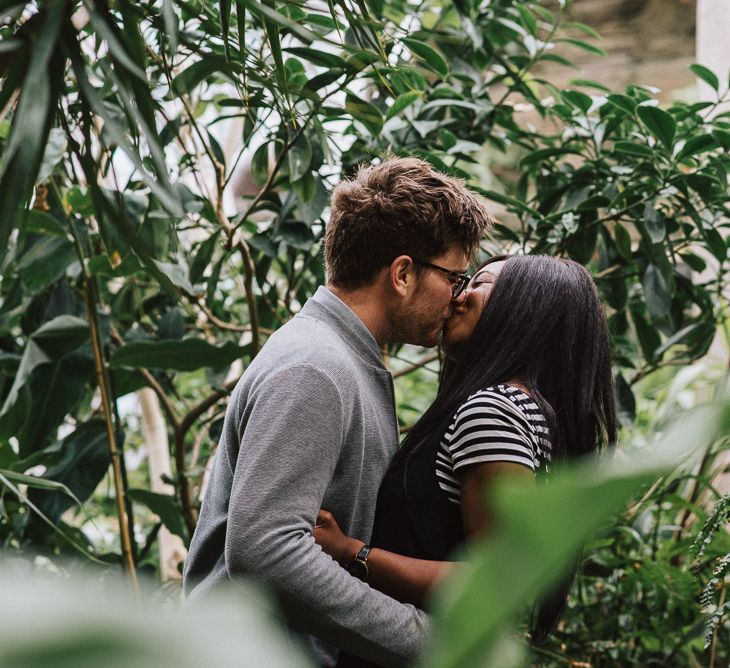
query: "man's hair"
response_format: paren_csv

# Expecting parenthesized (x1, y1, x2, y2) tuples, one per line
(324, 157, 494, 288)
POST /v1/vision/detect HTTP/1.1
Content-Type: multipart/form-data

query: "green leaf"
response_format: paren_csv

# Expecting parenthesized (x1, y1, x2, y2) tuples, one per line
(220, 0, 232, 60)
(251, 142, 270, 188)
(631, 307, 660, 360)
(28, 420, 110, 522)
(568, 78, 611, 93)
(171, 55, 234, 95)
(689, 63, 719, 91)
(16, 235, 77, 293)
(241, 0, 319, 44)
(284, 47, 347, 69)
(386, 90, 422, 120)
(287, 133, 312, 183)
(613, 140, 652, 158)
(402, 38, 448, 77)
(614, 223, 633, 261)
(35, 127, 67, 184)
(704, 227, 727, 262)
(636, 105, 676, 150)
(31, 315, 89, 359)
(128, 488, 187, 541)
(109, 338, 247, 371)
(562, 90, 593, 113)
(606, 94, 636, 115)
(642, 264, 672, 319)
(643, 203, 666, 243)
(22, 210, 66, 236)
(0, 469, 80, 499)
(279, 221, 314, 251)
(557, 38, 607, 57)
(345, 92, 383, 133)
(0, 1, 65, 268)
(675, 133, 718, 161)
(0, 341, 51, 437)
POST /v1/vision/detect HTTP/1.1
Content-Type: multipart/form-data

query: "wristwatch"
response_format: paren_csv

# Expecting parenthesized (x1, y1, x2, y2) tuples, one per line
(344, 544, 371, 581)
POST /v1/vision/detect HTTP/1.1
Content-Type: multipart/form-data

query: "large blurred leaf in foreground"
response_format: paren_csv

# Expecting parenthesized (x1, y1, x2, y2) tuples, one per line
(424, 397, 730, 668)
(0, 572, 312, 668)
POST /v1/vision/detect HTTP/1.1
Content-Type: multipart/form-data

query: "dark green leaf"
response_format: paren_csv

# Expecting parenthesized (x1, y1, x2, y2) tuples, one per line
(28, 420, 110, 522)
(606, 94, 636, 115)
(675, 134, 718, 161)
(284, 47, 347, 69)
(128, 488, 188, 541)
(110, 338, 247, 371)
(644, 204, 666, 243)
(614, 223, 632, 261)
(642, 264, 671, 319)
(16, 235, 76, 292)
(689, 63, 719, 91)
(251, 142, 270, 188)
(636, 105, 676, 150)
(613, 140, 652, 158)
(31, 315, 89, 358)
(402, 38, 448, 77)
(345, 92, 383, 133)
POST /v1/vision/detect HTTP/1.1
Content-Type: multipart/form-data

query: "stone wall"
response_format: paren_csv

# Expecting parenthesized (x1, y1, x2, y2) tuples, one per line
(542, 0, 697, 100)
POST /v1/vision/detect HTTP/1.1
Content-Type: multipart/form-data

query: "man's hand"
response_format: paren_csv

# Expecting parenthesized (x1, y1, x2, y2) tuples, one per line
(314, 509, 364, 565)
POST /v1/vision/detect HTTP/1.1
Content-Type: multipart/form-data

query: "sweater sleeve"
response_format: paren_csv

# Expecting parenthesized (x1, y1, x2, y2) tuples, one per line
(445, 390, 536, 473)
(224, 364, 429, 666)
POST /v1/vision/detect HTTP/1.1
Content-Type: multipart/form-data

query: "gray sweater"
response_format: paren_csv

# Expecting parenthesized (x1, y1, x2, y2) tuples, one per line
(183, 287, 429, 667)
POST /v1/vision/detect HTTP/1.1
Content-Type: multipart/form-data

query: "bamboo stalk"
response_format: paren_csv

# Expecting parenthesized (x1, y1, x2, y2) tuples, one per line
(83, 277, 140, 596)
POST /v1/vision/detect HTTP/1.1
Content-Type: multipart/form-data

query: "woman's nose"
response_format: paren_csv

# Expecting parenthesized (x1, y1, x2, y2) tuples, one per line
(452, 288, 469, 308)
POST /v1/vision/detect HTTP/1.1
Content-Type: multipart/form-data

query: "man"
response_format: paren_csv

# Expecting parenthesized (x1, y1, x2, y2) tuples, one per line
(183, 157, 494, 666)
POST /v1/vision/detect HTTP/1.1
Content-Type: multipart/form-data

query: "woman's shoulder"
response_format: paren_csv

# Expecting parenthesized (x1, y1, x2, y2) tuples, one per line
(461, 384, 531, 411)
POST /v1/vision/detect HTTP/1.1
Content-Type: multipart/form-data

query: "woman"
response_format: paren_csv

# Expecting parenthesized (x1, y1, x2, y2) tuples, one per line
(314, 254, 617, 659)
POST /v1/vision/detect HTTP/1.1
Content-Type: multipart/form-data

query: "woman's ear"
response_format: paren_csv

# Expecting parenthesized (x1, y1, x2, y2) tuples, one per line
(389, 255, 414, 297)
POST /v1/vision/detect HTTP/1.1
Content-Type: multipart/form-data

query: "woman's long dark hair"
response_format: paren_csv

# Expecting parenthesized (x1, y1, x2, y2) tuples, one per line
(397, 254, 618, 642)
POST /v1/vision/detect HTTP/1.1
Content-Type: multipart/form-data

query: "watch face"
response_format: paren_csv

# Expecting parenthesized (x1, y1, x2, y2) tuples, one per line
(345, 558, 368, 581)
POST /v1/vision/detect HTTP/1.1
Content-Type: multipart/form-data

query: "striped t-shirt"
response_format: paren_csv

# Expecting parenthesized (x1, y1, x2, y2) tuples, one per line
(435, 384, 552, 504)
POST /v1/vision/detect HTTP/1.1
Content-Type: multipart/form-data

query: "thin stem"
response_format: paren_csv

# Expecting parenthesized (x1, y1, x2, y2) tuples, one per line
(84, 277, 140, 595)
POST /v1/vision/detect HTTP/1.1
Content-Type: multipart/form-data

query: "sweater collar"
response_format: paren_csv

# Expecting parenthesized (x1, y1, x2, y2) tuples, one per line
(302, 286, 385, 370)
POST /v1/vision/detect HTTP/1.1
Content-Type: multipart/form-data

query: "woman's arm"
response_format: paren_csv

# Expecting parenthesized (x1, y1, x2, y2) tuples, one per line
(314, 462, 533, 606)
(458, 461, 534, 538)
(314, 510, 454, 607)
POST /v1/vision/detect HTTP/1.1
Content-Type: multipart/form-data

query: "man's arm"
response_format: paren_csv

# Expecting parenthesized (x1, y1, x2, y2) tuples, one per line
(224, 363, 429, 666)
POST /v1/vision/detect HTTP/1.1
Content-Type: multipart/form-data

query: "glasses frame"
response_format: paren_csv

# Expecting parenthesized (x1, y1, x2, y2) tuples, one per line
(412, 260, 472, 299)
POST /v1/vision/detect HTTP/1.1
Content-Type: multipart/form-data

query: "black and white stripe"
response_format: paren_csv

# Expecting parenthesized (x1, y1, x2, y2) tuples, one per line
(436, 385, 552, 504)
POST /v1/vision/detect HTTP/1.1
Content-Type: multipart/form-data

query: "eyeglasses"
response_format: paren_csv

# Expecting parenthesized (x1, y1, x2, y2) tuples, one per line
(413, 260, 472, 299)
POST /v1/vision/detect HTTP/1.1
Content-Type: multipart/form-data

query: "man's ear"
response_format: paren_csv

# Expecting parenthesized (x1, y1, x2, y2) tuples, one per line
(389, 255, 415, 297)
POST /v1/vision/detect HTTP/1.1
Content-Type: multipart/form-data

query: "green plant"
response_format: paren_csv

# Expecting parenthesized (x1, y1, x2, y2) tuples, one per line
(0, 1, 728, 663)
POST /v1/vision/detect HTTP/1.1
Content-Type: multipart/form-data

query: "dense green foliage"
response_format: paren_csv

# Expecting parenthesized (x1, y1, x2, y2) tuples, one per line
(0, 0, 728, 665)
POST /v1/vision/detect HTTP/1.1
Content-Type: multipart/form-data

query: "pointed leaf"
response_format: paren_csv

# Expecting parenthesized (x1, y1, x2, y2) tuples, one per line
(637, 105, 676, 150)
(690, 63, 719, 92)
(109, 338, 247, 371)
(402, 38, 448, 77)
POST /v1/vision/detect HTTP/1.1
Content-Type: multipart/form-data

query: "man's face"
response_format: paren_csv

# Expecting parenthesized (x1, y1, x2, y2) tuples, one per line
(392, 246, 470, 348)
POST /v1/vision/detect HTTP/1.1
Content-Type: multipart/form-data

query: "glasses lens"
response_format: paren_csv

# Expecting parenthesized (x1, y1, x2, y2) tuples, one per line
(452, 278, 466, 299)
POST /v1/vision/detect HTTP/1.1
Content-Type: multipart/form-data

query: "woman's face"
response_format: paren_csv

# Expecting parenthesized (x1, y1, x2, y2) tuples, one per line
(442, 260, 506, 353)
